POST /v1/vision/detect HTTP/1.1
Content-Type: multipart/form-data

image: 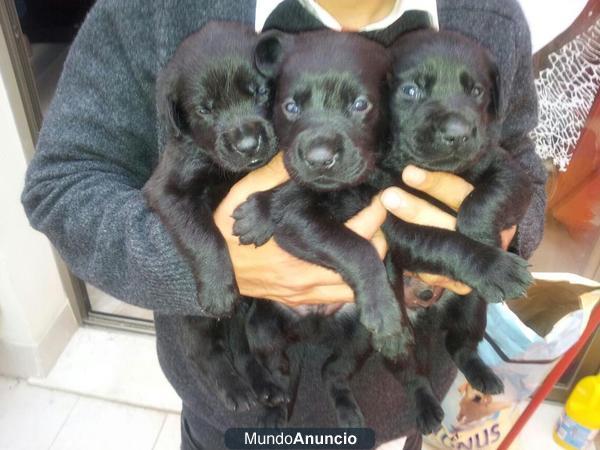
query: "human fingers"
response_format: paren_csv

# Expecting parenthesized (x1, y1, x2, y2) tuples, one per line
(344, 195, 388, 239)
(402, 165, 474, 211)
(417, 272, 472, 295)
(500, 225, 517, 250)
(280, 283, 355, 305)
(380, 187, 456, 230)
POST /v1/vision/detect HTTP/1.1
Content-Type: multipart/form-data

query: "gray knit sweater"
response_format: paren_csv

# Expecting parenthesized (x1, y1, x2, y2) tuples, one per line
(21, 0, 546, 444)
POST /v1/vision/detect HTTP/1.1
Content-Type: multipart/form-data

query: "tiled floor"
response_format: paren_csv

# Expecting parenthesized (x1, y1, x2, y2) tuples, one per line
(29, 328, 181, 413)
(1, 375, 590, 450)
(0, 377, 179, 450)
(3, 328, 598, 450)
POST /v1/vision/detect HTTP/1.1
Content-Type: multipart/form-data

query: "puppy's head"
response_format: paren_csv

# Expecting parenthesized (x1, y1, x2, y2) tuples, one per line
(389, 30, 500, 172)
(158, 22, 277, 172)
(255, 30, 391, 191)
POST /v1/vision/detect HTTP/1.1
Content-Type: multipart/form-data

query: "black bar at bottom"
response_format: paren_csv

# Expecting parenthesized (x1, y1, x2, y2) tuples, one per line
(224, 428, 375, 449)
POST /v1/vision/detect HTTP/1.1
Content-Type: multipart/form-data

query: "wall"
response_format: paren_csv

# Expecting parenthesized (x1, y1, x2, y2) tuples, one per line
(517, 0, 589, 53)
(0, 27, 77, 377)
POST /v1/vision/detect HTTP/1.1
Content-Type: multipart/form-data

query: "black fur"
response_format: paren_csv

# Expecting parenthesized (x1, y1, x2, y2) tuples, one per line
(143, 22, 284, 413)
(381, 30, 534, 434)
(235, 29, 410, 356)
(145, 22, 278, 317)
(232, 30, 413, 427)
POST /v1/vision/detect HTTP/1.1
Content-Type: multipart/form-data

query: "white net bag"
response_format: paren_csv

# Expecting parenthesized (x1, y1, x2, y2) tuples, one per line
(531, 18, 600, 171)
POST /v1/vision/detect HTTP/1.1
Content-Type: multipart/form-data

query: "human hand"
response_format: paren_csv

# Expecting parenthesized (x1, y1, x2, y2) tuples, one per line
(380, 165, 518, 295)
(213, 153, 388, 307)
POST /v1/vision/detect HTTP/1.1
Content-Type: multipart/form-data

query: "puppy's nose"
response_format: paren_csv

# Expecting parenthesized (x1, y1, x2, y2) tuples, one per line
(304, 145, 338, 169)
(440, 116, 475, 146)
(233, 135, 259, 155)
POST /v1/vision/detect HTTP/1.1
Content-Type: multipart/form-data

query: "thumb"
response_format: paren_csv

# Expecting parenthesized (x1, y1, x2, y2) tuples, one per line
(345, 195, 388, 239)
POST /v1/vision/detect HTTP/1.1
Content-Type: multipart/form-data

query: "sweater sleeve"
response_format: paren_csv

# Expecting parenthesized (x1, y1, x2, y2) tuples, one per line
(499, 4, 547, 259)
(21, 1, 202, 315)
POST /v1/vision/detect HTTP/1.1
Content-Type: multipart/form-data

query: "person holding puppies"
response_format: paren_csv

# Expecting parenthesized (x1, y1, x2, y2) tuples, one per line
(21, 0, 546, 449)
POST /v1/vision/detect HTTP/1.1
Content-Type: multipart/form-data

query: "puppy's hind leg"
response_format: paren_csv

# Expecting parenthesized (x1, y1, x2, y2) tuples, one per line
(443, 295, 503, 395)
(321, 320, 372, 428)
(386, 348, 444, 435)
(228, 300, 290, 407)
(259, 352, 302, 429)
(181, 316, 257, 412)
(245, 301, 294, 427)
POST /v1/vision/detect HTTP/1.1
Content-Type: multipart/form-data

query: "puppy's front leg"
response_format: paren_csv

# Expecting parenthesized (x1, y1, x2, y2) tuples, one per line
(269, 184, 410, 360)
(384, 218, 532, 303)
(144, 148, 238, 317)
(458, 151, 533, 247)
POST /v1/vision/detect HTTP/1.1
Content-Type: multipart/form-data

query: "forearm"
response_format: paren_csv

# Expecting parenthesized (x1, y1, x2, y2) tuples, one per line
(499, 8, 547, 259)
(21, 1, 203, 315)
(508, 137, 547, 259)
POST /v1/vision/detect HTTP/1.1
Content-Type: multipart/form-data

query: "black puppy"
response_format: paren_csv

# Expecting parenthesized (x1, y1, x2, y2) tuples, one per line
(234, 31, 409, 358)
(232, 30, 408, 427)
(143, 22, 284, 411)
(380, 30, 534, 433)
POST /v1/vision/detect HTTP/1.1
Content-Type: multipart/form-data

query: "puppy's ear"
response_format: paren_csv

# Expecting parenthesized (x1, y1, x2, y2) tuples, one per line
(156, 64, 189, 139)
(254, 30, 291, 78)
(488, 60, 502, 119)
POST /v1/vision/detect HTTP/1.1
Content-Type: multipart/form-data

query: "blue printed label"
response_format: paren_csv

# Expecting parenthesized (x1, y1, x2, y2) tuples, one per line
(555, 412, 598, 449)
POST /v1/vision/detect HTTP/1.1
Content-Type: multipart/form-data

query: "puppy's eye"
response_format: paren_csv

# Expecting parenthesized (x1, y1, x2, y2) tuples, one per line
(350, 96, 370, 113)
(197, 104, 212, 115)
(256, 85, 270, 96)
(470, 86, 483, 97)
(400, 83, 423, 100)
(283, 100, 300, 115)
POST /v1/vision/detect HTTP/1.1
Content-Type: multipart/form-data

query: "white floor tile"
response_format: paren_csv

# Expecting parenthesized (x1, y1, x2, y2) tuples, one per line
(153, 414, 181, 450)
(49, 397, 165, 450)
(0, 376, 78, 450)
(515, 402, 565, 450)
(29, 327, 181, 413)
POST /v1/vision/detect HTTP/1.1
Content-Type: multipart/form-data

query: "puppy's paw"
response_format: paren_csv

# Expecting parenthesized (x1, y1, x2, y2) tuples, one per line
(253, 379, 290, 407)
(216, 378, 258, 412)
(360, 301, 412, 361)
(335, 404, 365, 428)
(462, 357, 504, 395)
(415, 388, 444, 435)
(232, 195, 274, 246)
(357, 286, 402, 338)
(197, 284, 238, 318)
(371, 329, 413, 362)
(260, 406, 288, 428)
(475, 251, 532, 302)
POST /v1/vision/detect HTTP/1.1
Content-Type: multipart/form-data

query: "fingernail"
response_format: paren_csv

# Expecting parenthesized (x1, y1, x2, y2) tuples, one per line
(381, 189, 407, 210)
(403, 165, 426, 186)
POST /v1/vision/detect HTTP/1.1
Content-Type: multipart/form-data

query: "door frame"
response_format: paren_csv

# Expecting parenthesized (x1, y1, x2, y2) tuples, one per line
(0, 0, 154, 334)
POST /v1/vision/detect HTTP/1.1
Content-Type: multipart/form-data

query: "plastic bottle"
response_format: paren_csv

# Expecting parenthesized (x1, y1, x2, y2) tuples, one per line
(554, 374, 600, 450)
